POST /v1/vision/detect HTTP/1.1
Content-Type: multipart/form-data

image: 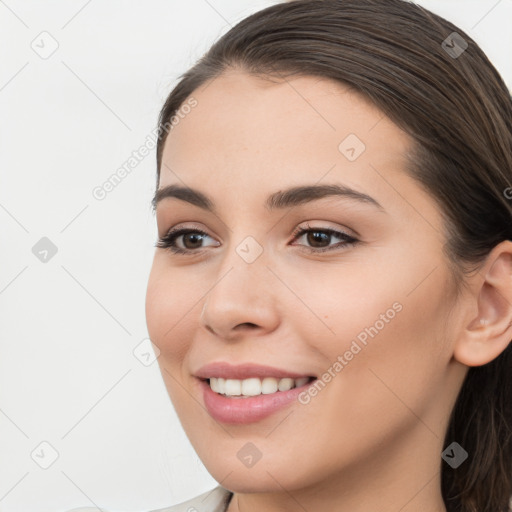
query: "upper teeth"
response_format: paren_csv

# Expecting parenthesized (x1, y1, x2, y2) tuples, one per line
(209, 377, 311, 397)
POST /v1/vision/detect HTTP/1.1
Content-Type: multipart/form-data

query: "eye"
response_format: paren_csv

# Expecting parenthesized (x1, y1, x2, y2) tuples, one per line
(155, 227, 219, 255)
(155, 222, 359, 255)
(290, 222, 359, 253)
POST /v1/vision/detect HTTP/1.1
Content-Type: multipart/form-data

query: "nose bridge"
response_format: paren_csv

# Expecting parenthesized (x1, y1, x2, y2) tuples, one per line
(208, 232, 270, 307)
(200, 232, 279, 337)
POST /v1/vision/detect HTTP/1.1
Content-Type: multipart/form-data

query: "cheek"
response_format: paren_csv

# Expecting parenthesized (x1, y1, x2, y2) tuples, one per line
(279, 258, 404, 350)
(145, 258, 198, 367)
(291, 249, 451, 406)
(283, 272, 450, 469)
(146, 262, 202, 411)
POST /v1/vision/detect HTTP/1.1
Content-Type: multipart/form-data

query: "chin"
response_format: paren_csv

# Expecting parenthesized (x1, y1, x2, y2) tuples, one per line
(201, 454, 318, 494)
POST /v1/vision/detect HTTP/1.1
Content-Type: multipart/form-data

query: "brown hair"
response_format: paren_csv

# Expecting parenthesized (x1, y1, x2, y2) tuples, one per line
(154, 1, 512, 510)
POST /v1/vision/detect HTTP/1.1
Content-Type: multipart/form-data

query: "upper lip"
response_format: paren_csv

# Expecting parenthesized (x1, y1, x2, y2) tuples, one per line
(194, 362, 315, 380)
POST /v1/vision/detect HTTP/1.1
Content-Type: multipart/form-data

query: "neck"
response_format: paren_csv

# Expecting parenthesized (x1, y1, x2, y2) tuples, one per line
(228, 472, 446, 512)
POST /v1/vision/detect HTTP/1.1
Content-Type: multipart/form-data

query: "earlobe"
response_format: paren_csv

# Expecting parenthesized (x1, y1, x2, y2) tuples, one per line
(453, 241, 512, 368)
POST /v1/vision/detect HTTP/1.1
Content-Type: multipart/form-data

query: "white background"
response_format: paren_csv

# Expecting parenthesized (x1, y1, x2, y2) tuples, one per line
(0, 1, 511, 511)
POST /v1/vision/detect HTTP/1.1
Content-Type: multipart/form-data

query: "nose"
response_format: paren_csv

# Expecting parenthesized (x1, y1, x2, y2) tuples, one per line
(200, 248, 280, 341)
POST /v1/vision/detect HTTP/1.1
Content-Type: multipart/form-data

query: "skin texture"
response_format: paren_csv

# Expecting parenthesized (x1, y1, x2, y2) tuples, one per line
(145, 71, 512, 512)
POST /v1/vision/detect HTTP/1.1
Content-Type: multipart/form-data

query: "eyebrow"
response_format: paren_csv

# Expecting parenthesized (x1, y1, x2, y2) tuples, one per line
(151, 183, 384, 213)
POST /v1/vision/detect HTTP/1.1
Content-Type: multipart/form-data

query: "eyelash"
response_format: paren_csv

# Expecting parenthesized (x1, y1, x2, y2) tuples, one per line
(155, 222, 359, 255)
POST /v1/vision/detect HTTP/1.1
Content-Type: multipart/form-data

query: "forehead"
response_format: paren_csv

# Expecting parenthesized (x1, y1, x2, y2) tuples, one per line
(161, 70, 411, 175)
(158, 71, 436, 224)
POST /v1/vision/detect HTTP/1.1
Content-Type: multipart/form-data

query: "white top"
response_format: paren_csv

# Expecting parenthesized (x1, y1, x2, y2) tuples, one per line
(67, 485, 234, 512)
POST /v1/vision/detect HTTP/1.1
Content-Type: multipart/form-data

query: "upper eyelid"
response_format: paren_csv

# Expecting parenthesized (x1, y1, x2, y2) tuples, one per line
(159, 219, 357, 237)
(292, 221, 357, 238)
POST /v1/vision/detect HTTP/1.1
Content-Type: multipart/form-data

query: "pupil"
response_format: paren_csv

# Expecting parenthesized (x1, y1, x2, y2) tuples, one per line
(308, 231, 329, 247)
(184, 233, 203, 249)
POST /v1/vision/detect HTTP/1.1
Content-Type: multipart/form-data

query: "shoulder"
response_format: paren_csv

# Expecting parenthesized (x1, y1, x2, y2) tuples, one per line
(152, 485, 233, 512)
(66, 485, 234, 512)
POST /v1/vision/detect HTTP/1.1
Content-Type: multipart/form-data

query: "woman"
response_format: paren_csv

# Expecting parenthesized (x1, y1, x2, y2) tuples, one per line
(72, 0, 512, 510)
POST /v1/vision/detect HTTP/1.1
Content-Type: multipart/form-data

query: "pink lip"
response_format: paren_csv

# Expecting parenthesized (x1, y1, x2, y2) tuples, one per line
(197, 377, 316, 425)
(194, 361, 314, 380)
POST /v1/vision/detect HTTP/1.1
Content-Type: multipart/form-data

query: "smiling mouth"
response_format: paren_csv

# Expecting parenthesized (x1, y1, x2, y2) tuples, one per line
(203, 376, 317, 398)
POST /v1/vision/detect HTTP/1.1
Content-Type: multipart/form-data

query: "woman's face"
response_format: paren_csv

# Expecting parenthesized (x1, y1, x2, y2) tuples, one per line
(146, 71, 468, 495)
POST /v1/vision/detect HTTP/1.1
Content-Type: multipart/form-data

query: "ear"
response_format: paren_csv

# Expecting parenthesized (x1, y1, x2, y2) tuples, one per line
(453, 240, 512, 367)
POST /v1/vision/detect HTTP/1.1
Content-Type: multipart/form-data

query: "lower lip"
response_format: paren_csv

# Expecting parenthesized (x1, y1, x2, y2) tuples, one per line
(199, 378, 316, 425)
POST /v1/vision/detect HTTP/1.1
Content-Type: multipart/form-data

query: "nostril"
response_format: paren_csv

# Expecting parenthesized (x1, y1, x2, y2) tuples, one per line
(236, 322, 258, 329)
